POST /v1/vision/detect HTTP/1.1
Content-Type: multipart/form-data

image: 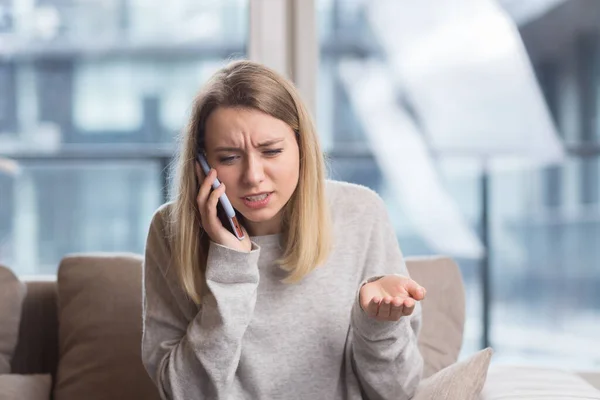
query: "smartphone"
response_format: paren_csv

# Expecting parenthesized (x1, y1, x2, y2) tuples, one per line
(196, 152, 245, 240)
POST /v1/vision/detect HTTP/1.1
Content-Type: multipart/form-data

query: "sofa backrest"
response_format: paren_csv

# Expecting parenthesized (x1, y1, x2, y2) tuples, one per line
(9, 253, 466, 398)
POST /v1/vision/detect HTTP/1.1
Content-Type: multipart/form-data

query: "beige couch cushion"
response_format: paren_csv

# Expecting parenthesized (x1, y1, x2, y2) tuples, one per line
(0, 374, 52, 400)
(54, 253, 160, 400)
(406, 256, 466, 378)
(0, 265, 27, 374)
(481, 365, 600, 399)
(413, 347, 493, 400)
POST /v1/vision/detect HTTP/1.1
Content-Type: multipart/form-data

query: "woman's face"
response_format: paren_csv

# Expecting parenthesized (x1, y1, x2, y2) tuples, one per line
(203, 106, 300, 236)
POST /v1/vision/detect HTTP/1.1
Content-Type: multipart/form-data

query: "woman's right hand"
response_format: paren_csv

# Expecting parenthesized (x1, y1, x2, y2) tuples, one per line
(195, 163, 252, 252)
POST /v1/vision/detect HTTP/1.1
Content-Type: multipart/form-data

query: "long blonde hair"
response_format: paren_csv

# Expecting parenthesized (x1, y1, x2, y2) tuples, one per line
(169, 60, 332, 304)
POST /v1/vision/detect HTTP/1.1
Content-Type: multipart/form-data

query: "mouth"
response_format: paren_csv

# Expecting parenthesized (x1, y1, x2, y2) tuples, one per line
(241, 192, 273, 209)
(242, 192, 272, 202)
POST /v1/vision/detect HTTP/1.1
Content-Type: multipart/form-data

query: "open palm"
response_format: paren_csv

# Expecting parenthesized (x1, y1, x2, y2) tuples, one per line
(359, 275, 426, 321)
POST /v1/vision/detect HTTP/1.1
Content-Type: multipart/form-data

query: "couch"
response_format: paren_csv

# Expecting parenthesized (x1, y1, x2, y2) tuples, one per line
(2, 254, 599, 400)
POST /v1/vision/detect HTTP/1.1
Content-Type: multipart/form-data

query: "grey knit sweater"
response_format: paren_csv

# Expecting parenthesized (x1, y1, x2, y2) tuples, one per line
(142, 180, 423, 400)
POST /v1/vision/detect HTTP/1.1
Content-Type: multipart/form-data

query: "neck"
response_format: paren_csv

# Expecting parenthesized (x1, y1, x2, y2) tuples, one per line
(243, 214, 282, 236)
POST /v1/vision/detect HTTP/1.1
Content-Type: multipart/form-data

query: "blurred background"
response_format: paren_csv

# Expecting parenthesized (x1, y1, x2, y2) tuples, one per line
(0, 0, 598, 370)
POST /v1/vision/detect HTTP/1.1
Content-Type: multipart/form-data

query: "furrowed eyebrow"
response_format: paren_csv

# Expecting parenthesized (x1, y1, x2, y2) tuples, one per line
(257, 138, 284, 147)
(213, 138, 283, 152)
(214, 146, 241, 152)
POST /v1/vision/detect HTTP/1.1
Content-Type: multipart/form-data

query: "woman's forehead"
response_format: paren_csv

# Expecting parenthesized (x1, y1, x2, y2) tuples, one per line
(205, 107, 294, 146)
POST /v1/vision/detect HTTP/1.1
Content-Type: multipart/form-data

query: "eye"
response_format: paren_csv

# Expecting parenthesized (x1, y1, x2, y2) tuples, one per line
(218, 155, 237, 165)
(264, 148, 283, 156)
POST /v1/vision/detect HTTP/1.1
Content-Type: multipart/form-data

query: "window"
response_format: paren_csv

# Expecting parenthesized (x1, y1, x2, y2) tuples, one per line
(0, 0, 248, 275)
(317, 0, 600, 368)
(317, 0, 485, 357)
(1, 0, 597, 369)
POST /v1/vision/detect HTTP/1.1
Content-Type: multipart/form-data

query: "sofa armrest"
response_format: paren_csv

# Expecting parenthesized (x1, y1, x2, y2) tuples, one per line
(577, 371, 600, 390)
(10, 280, 59, 381)
(0, 374, 52, 400)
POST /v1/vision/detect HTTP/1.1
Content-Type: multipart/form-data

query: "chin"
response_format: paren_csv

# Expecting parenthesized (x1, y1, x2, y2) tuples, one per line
(240, 208, 279, 223)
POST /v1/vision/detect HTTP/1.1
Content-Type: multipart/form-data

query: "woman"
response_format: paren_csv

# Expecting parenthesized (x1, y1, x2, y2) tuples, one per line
(142, 60, 426, 400)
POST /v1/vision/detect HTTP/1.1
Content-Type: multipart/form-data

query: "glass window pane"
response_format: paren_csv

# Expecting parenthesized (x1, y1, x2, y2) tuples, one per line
(0, 0, 248, 275)
(318, 0, 600, 369)
(490, 155, 600, 369)
(0, 161, 162, 275)
(317, 0, 485, 357)
(0, 0, 247, 147)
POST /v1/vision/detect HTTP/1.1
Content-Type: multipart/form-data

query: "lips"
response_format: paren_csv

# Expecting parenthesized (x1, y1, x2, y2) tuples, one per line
(244, 193, 269, 202)
(241, 192, 273, 209)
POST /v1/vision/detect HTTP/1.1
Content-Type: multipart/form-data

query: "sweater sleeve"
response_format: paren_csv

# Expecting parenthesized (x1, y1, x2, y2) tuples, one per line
(141, 206, 260, 400)
(349, 195, 424, 400)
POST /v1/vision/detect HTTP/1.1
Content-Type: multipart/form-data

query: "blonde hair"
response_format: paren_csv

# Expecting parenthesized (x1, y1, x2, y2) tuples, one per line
(169, 60, 332, 304)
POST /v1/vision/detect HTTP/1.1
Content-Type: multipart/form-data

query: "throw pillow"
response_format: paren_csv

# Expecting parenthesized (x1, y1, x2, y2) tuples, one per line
(0, 265, 27, 374)
(406, 256, 466, 378)
(413, 347, 493, 400)
(0, 374, 52, 400)
(53, 253, 160, 400)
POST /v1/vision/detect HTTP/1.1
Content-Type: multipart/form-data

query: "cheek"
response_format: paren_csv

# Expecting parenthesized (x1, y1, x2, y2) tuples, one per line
(273, 153, 299, 183)
(215, 169, 238, 190)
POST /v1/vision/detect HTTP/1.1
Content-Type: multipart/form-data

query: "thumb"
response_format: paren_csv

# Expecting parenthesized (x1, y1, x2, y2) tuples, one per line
(405, 279, 426, 300)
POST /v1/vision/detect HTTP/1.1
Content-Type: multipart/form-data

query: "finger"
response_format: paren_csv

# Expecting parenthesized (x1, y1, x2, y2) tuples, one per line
(196, 168, 216, 211)
(377, 296, 392, 319)
(365, 297, 381, 317)
(389, 297, 405, 320)
(403, 297, 416, 316)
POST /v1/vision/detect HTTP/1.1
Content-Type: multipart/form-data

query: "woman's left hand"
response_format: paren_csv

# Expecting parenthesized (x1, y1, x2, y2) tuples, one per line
(359, 275, 426, 321)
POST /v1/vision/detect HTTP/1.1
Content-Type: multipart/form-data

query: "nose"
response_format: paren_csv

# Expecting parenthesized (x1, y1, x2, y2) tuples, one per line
(242, 153, 265, 186)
